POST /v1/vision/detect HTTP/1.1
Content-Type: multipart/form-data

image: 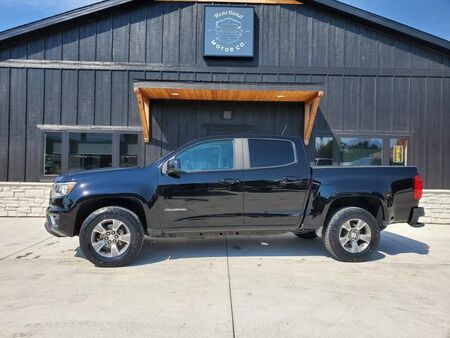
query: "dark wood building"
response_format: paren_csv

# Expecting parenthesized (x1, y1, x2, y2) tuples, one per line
(0, 0, 449, 188)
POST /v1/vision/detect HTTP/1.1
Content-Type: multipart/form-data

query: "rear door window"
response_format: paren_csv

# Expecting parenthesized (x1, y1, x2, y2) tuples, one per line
(248, 139, 296, 168)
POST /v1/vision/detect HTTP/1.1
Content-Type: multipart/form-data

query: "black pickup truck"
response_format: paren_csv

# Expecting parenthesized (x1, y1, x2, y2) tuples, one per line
(45, 135, 424, 267)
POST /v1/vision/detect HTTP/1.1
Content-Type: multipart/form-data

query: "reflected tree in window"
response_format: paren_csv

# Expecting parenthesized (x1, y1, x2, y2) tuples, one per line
(340, 138, 383, 166)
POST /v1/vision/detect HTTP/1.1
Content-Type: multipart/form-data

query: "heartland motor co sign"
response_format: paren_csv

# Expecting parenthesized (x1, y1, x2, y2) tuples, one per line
(204, 6, 255, 57)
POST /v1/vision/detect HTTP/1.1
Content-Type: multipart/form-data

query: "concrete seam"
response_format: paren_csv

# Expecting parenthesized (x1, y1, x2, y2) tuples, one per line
(225, 236, 236, 338)
(0, 236, 53, 261)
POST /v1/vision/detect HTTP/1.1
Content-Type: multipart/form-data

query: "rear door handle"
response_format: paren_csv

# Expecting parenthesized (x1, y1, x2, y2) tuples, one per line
(219, 178, 241, 185)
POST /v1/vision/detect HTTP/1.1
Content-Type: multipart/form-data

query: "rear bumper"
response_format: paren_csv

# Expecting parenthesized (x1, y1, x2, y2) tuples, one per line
(408, 207, 425, 228)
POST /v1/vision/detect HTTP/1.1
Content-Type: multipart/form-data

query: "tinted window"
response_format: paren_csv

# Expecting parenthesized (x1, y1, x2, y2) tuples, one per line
(314, 136, 333, 166)
(120, 134, 139, 167)
(44, 132, 62, 175)
(177, 140, 234, 172)
(340, 138, 382, 166)
(249, 139, 295, 168)
(69, 133, 113, 171)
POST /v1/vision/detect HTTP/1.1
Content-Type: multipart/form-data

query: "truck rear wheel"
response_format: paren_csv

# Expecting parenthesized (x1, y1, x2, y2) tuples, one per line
(323, 207, 380, 262)
(79, 206, 145, 267)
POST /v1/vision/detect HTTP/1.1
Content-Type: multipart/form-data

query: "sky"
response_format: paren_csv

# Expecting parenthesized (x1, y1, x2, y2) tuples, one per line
(0, 0, 449, 41)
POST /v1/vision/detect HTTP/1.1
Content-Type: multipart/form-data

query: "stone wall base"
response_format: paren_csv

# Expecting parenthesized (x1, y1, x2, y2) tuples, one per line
(0, 182, 52, 217)
(0, 182, 449, 224)
(419, 190, 450, 225)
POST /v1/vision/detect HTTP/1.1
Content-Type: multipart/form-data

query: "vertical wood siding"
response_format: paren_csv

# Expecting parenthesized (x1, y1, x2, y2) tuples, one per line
(8, 68, 27, 181)
(0, 68, 10, 181)
(0, 2, 449, 187)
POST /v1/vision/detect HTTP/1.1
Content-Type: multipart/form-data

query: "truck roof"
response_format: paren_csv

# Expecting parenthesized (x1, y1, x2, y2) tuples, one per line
(192, 135, 302, 142)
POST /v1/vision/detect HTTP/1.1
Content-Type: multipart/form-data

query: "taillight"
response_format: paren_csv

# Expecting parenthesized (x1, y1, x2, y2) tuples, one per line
(414, 174, 423, 200)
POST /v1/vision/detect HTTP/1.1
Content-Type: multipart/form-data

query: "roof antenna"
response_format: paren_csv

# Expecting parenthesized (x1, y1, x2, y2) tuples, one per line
(281, 124, 288, 135)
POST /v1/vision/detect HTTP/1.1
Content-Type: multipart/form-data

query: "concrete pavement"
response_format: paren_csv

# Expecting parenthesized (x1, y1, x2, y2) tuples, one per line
(0, 218, 449, 337)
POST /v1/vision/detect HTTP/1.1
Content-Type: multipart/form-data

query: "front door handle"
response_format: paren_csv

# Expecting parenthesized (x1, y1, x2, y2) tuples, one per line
(219, 178, 241, 185)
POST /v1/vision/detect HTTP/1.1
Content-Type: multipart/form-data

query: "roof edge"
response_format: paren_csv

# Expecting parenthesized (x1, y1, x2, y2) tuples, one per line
(0, 0, 142, 43)
(0, 0, 449, 54)
(311, 0, 450, 53)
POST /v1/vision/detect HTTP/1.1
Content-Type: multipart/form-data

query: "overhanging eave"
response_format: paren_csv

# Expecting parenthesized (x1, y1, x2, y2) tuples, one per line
(134, 81, 324, 145)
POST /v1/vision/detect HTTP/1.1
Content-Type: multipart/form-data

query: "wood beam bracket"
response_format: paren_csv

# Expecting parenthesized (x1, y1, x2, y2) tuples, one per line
(134, 88, 151, 143)
(303, 91, 324, 146)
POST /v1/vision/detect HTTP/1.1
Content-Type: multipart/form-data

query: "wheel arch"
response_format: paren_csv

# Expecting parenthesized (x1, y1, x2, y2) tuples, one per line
(325, 195, 386, 227)
(74, 196, 148, 236)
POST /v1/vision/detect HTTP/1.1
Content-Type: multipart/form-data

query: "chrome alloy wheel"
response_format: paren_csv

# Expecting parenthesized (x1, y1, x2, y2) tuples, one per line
(338, 219, 372, 254)
(90, 219, 131, 258)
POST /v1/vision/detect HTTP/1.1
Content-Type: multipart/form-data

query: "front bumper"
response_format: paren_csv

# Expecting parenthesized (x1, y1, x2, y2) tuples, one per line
(44, 205, 78, 237)
(408, 207, 425, 228)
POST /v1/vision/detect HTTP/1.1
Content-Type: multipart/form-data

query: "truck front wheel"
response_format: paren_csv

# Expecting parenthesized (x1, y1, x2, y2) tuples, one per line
(323, 207, 380, 262)
(79, 206, 145, 267)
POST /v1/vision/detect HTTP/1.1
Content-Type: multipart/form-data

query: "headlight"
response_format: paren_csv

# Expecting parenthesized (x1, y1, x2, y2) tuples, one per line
(51, 182, 76, 198)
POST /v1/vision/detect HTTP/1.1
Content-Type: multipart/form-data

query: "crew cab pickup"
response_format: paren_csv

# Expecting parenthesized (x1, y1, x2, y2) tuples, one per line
(45, 136, 425, 267)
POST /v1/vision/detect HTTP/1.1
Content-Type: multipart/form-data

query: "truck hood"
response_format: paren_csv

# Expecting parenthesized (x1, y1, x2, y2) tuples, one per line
(54, 166, 151, 184)
(53, 164, 159, 204)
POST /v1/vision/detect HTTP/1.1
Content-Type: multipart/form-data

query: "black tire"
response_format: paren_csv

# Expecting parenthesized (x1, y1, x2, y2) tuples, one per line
(79, 206, 145, 267)
(294, 231, 317, 239)
(323, 207, 380, 262)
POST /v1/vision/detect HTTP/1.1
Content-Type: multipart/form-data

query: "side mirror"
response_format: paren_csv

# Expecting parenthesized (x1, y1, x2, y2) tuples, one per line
(166, 159, 182, 176)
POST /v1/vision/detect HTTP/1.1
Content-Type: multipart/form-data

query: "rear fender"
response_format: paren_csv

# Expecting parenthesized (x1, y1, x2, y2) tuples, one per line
(301, 183, 387, 229)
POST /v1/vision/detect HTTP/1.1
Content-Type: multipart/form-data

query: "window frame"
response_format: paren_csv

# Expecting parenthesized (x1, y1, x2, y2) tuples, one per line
(312, 135, 335, 166)
(311, 132, 412, 167)
(119, 133, 141, 168)
(243, 138, 298, 170)
(163, 138, 243, 174)
(39, 127, 143, 181)
(42, 131, 64, 176)
(389, 137, 410, 166)
(339, 136, 384, 166)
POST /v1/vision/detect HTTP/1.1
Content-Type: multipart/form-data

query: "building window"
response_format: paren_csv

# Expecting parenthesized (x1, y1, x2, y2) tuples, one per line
(44, 132, 62, 175)
(314, 136, 333, 166)
(41, 129, 142, 177)
(69, 133, 113, 171)
(248, 139, 295, 168)
(340, 137, 383, 166)
(390, 138, 408, 166)
(120, 134, 139, 167)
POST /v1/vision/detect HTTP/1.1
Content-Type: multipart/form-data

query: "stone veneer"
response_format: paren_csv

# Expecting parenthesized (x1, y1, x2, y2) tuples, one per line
(0, 182, 449, 224)
(0, 182, 52, 217)
(419, 190, 450, 225)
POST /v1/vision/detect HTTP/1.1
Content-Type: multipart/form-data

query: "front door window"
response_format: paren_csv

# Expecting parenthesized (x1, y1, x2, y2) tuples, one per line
(176, 140, 235, 172)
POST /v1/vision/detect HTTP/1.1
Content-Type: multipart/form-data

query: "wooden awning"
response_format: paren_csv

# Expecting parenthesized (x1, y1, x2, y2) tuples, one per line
(134, 81, 324, 145)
